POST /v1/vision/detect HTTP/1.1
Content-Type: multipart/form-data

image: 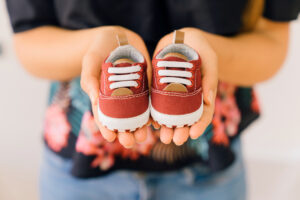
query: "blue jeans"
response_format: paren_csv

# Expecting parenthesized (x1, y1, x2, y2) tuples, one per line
(40, 139, 246, 200)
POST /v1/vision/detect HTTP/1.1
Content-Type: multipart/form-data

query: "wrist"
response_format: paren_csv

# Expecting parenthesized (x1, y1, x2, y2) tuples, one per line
(199, 31, 233, 83)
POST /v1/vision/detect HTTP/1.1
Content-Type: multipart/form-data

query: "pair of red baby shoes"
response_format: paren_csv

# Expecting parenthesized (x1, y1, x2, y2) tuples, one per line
(97, 31, 203, 132)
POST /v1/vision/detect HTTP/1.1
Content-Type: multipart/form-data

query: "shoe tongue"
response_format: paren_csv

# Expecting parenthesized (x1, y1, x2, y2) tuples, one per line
(163, 52, 188, 62)
(114, 62, 134, 67)
(163, 56, 187, 62)
(113, 58, 135, 67)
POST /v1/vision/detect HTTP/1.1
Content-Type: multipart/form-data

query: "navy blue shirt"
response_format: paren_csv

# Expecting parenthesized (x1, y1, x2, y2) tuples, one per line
(7, 0, 300, 53)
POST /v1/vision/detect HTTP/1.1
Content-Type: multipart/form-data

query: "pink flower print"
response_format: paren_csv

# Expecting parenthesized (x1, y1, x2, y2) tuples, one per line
(76, 133, 110, 168)
(76, 133, 103, 156)
(44, 104, 71, 152)
(218, 82, 236, 96)
(212, 82, 241, 146)
(81, 112, 105, 146)
(222, 96, 241, 137)
(135, 128, 157, 155)
(76, 111, 157, 170)
(251, 91, 260, 113)
(212, 98, 230, 146)
(212, 121, 229, 146)
(99, 155, 114, 170)
(121, 148, 140, 160)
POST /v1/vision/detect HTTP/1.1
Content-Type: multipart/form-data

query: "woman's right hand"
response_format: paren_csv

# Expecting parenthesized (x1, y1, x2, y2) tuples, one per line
(80, 26, 152, 148)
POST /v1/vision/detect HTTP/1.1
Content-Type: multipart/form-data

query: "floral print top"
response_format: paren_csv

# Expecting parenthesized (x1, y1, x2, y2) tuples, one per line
(44, 78, 259, 178)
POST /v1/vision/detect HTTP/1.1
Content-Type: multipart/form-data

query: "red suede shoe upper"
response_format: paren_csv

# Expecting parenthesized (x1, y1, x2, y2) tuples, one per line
(151, 53, 202, 115)
(99, 60, 149, 118)
(99, 90, 149, 118)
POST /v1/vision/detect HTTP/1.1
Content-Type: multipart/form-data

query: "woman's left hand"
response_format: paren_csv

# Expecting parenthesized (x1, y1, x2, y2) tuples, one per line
(153, 28, 218, 145)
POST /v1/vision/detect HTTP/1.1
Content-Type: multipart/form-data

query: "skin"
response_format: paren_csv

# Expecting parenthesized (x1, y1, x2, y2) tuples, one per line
(13, 18, 289, 147)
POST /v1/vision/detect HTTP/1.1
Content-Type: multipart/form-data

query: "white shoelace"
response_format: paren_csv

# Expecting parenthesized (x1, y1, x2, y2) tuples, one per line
(157, 61, 193, 86)
(108, 65, 141, 89)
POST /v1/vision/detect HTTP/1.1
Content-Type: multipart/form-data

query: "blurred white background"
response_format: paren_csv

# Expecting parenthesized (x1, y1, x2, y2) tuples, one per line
(0, 1, 299, 199)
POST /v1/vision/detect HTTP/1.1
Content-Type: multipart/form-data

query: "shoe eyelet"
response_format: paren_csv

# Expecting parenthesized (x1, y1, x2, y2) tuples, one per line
(188, 71, 194, 79)
(187, 79, 194, 88)
(156, 70, 164, 80)
(189, 63, 196, 70)
(107, 76, 112, 83)
(107, 85, 114, 92)
(137, 72, 143, 81)
(135, 80, 141, 89)
(157, 78, 165, 86)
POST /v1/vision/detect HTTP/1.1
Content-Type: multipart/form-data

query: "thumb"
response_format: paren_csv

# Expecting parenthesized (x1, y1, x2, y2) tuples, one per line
(81, 53, 101, 106)
(86, 77, 100, 106)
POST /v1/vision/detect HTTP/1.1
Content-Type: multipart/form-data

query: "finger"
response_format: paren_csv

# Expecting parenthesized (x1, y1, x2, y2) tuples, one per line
(81, 78, 100, 106)
(152, 129, 161, 138)
(202, 68, 218, 106)
(91, 101, 117, 142)
(160, 126, 174, 144)
(173, 127, 189, 146)
(118, 132, 135, 149)
(151, 120, 161, 130)
(185, 31, 218, 106)
(146, 119, 154, 127)
(190, 104, 214, 139)
(147, 125, 153, 136)
(197, 43, 218, 107)
(97, 121, 117, 142)
(134, 126, 148, 143)
(81, 52, 102, 106)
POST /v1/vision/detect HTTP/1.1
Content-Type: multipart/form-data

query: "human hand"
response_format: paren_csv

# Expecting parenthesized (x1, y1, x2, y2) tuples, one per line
(153, 28, 218, 145)
(81, 26, 152, 148)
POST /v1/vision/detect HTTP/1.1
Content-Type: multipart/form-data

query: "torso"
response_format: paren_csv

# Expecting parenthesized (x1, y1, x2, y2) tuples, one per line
(53, 0, 248, 53)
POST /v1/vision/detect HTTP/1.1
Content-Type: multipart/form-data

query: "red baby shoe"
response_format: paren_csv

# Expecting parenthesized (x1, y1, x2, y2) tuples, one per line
(98, 34, 150, 132)
(151, 30, 203, 128)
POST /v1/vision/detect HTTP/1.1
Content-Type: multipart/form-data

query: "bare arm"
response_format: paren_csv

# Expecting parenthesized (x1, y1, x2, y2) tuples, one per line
(155, 17, 290, 142)
(13, 25, 153, 148)
(206, 18, 290, 86)
(14, 18, 289, 85)
(13, 26, 94, 80)
(158, 18, 290, 86)
(12, 18, 291, 145)
(13, 26, 150, 81)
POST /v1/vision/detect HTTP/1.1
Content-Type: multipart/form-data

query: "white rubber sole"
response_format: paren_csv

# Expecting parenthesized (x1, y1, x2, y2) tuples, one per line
(97, 104, 150, 132)
(150, 101, 203, 128)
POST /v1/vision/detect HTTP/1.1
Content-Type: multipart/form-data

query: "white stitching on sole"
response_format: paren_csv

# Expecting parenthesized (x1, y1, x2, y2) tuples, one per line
(150, 99, 203, 128)
(97, 104, 150, 132)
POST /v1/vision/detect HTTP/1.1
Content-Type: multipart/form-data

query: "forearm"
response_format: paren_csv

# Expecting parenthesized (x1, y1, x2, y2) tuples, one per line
(13, 26, 101, 80)
(14, 26, 149, 81)
(202, 18, 290, 86)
